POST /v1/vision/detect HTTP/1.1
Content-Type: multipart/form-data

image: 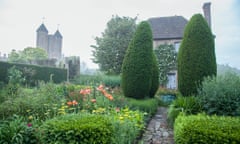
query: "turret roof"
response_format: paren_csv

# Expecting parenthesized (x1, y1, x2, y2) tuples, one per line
(36, 23, 48, 33)
(54, 30, 62, 38)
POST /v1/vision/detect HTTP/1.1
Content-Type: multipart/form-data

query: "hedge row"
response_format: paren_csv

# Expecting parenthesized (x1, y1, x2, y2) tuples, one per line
(0, 61, 67, 84)
(174, 113, 240, 143)
(41, 114, 113, 144)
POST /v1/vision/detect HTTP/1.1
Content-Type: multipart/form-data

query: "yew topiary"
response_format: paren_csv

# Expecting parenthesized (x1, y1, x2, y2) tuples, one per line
(121, 21, 158, 99)
(177, 14, 216, 96)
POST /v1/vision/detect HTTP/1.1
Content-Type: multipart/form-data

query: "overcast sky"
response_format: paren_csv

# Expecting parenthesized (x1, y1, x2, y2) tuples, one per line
(0, 0, 239, 69)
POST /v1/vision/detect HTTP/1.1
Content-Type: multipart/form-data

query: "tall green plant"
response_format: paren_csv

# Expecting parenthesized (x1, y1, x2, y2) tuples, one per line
(178, 14, 216, 96)
(121, 21, 155, 99)
(198, 73, 240, 116)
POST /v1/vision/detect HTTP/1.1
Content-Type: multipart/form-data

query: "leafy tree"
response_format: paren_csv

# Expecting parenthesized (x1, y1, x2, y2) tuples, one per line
(178, 14, 216, 96)
(121, 21, 157, 99)
(154, 44, 177, 87)
(8, 47, 48, 64)
(8, 50, 26, 63)
(91, 15, 137, 74)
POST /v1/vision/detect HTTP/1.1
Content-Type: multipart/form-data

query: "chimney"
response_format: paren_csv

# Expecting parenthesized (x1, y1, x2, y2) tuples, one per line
(203, 2, 211, 29)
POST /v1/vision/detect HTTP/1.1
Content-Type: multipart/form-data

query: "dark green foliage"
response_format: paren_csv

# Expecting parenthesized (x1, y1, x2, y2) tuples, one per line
(149, 53, 159, 98)
(121, 21, 156, 99)
(198, 73, 240, 116)
(41, 114, 114, 144)
(167, 96, 202, 127)
(154, 44, 177, 86)
(178, 14, 216, 96)
(91, 15, 137, 74)
(0, 61, 67, 85)
(174, 113, 240, 144)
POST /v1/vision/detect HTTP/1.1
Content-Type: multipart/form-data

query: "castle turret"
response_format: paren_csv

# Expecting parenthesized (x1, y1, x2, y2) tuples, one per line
(36, 23, 63, 60)
(203, 2, 211, 29)
(36, 23, 49, 53)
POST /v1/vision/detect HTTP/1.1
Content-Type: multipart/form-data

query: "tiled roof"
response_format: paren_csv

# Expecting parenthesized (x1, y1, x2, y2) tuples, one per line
(36, 23, 48, 33)
(148, 16, 188, 40)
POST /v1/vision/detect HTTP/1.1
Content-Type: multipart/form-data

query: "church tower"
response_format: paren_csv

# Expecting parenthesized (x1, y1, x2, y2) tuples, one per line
(36, 23, 49, 53)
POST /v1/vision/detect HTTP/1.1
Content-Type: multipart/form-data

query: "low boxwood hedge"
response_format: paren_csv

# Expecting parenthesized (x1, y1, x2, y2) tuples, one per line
(40, 114, 114, 144)
(174, 113, 240, 144)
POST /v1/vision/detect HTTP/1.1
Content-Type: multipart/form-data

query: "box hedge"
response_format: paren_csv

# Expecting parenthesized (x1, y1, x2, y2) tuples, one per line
(174, 113, 240, 144)
(40, 114, 114, 144)
(0, 61, 67, 85)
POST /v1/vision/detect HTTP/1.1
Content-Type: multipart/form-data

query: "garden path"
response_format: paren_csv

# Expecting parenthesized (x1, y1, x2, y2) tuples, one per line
(141, 107, 174, 144)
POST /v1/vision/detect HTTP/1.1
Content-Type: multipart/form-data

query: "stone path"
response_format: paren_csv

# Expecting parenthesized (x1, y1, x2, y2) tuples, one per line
(141, 107, 174, 144)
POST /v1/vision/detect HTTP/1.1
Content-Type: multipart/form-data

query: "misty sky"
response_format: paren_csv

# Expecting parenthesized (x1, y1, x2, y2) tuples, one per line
(0, 0, 239, 69)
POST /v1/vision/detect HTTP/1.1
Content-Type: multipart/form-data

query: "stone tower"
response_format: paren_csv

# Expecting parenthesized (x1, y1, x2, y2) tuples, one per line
(203, 2, 211, 29)
(36, 23, 62, 60)
(36, 23, 49, 53)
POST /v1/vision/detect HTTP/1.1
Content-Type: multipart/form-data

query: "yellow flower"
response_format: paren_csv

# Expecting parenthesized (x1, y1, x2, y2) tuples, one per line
(28, 115, 33, 120)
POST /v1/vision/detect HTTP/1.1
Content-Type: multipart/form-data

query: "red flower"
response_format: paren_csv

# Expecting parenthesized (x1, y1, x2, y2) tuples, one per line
(27, 123, 32, 127)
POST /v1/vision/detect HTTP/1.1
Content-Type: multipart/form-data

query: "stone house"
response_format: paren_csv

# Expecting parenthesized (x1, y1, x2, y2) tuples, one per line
(148, 2, 212, 89)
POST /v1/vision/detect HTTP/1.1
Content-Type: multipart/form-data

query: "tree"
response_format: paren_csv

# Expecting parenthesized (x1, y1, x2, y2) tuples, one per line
(149, 53, 160, 97)
(178, 14, 216, 96)
(121, 21, 158, 99)
(8, 47, 48, 64)
(91, 15, 137, 74)
(154, 44, 177, 87)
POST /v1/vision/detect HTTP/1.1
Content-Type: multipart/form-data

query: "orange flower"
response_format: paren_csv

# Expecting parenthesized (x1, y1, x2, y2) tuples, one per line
(67, 101, 73, 106)
(91, 99, 96, 103)
(80, 88, 91, 95)
(97, 84, 104, 91)
(104, 93, 114, 101)
(72, 100, 78, 105)
(67, 100, 78, 106)
(85, 88, 91, 95)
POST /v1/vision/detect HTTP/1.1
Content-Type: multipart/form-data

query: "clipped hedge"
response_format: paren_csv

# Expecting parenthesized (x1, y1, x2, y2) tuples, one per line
(72, 74, 121, 88)
(0, 61, 67, 85)
(174, 113, 240, 144)
(40, 114, 114, 144)
(127, 98, 158, 117)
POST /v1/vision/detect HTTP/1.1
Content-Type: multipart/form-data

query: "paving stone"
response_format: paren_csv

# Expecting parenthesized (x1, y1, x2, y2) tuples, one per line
(140, 107, 174, 144)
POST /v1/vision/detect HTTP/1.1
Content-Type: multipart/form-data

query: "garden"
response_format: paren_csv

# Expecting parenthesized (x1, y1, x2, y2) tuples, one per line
(1, 14, 240, 144)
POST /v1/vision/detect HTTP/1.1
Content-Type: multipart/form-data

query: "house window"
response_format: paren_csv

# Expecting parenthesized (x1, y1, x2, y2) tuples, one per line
(174, 42, 180, 52)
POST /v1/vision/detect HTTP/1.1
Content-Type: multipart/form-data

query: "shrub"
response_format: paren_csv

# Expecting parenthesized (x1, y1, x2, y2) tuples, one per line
(198, 72, 240, 116)
(149, 53, 159, 98)
(111, 107, 145, 144)
(127, 98, 158, 117)
(40, 113, 114, 144)
(178, 14, 216, 96)
(167, 96, 202, 126)
(121, 21, 155, 99)
(0, 61, 67, 85)
(174, 113, 240, 144)
(0, 115, 39, 144)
